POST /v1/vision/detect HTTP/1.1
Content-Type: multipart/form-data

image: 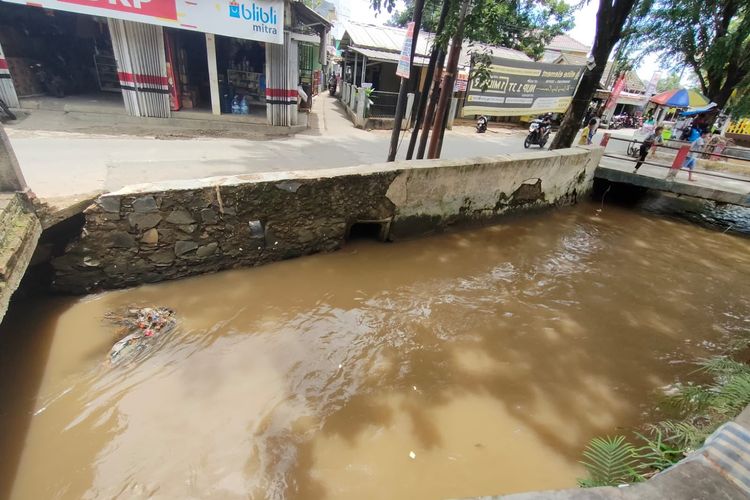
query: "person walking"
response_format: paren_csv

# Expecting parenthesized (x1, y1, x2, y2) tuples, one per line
(633, 125, 664, 172)
(667, 130, 709, 182)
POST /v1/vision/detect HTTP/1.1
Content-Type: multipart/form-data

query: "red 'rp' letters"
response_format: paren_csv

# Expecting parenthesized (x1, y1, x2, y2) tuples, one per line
(58, 0, 178, 21)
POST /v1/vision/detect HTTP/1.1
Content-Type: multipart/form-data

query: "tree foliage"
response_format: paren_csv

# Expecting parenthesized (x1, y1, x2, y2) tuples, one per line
(371, 0, 575, 61)
(550, 0, 642, 149)
(624, 0, 750, 115)
(656, 72, 682, 93)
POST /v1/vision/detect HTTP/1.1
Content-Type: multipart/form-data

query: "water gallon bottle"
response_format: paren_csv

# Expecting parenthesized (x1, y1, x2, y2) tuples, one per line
(231, 95, 240, 115)
(240, 97, 249, 115)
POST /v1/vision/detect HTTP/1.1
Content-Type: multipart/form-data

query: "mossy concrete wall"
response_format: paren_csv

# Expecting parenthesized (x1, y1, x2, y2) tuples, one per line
(52, 148, 603, 293)
(0, 193, 41, 322)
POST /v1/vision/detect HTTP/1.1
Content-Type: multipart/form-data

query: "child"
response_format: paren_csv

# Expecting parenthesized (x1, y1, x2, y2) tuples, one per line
(578, 118, 597, 146)
(634, 125, 664, 172)
(667, 130, 709, 182)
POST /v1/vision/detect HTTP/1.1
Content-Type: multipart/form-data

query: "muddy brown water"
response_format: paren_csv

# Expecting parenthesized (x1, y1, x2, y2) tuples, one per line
(1, 202, 749, 500)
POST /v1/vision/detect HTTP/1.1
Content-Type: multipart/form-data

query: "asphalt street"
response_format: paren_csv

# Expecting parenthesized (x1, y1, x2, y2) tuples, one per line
(4, 96, 553, 200)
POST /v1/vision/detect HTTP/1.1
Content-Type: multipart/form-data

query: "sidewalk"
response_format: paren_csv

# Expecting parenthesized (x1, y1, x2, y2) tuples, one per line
(12, 93, 306, 139)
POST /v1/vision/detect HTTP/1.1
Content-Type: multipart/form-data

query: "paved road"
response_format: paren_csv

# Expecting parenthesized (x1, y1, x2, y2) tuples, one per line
(5, 96, 538, 200)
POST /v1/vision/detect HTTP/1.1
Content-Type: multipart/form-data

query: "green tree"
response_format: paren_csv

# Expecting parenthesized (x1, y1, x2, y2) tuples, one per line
(656, 72, 682, 93)
(374, 0, 575, 61)
(624, 0, 750, 113)
(386, 0, 445, 32)
(550, 0, 645, 149)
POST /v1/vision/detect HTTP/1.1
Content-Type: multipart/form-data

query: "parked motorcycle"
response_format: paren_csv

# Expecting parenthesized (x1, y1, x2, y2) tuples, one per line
(476, 115, 488, 133)
(610, 113, 636, 130)
(524, 118, 550, 148)
(30, 63, 67, 98)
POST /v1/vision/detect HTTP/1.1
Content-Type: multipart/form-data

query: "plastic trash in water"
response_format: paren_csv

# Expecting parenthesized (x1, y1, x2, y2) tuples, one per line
(409, 451, 416, 460)
(106, 307, 176, 365)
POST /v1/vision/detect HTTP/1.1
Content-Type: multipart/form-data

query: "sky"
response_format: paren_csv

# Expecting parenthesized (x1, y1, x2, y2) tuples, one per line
(341, 0, 669, 85)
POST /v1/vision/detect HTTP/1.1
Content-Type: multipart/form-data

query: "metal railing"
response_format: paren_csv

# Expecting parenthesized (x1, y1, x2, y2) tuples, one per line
(367, 91, 399, 118)
(598, 133, 750, 184)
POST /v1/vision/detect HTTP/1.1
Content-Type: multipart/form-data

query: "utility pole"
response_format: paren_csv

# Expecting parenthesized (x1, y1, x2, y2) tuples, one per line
(387, 0, 426, 162)
(406, 0, 452, 160)
(427, 0, 470, 159)
(416, 51, 446, 159)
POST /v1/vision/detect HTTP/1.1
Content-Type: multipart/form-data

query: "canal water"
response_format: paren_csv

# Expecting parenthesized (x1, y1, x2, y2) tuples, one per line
(1, 201, 749, 500)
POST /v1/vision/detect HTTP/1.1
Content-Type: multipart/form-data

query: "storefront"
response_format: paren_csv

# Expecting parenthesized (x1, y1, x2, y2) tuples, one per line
(163, 29, 268, 117)
(0, 3, 117, 101)
(0, 0, 329, 126)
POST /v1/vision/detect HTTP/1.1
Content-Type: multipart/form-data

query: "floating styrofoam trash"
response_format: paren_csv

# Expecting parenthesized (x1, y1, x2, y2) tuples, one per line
(409, 451, 416, 460)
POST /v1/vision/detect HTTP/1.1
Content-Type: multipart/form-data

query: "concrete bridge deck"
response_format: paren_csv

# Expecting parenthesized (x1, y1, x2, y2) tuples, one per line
(595, 156, 750, 207)
(593, 131, 750, 207)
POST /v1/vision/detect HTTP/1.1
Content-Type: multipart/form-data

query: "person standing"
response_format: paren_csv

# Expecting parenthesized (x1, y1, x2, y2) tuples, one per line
(667, 130, 709, 182)
(579, 118, 597, 145)
(634, 126, 664, 172)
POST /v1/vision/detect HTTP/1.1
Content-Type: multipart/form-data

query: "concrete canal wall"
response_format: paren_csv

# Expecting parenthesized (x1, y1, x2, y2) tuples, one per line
(52, 147, 603, 293)
(0, 193, 41, 320)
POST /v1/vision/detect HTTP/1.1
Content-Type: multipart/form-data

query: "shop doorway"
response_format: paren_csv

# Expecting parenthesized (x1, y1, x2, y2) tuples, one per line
(164, 29, 210, 113)
(215, 35, 266, 117)
(0, 2, 118, 105)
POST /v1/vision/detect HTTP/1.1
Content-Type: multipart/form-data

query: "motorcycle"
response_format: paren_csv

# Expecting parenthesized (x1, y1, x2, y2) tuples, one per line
(610, 114, 636, 130)
(30, 63, 67, 98)
(476, 115, 487, 133)
(524, 119, 550, 148)
(328, 78, 337, 97)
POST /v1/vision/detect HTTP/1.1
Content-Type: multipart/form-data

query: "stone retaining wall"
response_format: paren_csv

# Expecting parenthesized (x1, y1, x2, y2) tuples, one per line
(52, 148, 603, 293)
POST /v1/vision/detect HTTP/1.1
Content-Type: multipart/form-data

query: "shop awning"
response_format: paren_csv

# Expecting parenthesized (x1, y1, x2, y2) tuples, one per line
(679, 103, 718, 116)
(292, 2, 332, 34)
(348, 46, 430, 67)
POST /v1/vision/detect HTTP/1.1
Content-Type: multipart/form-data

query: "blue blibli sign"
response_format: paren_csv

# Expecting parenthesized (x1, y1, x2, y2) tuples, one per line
(229, 1, 280, 36)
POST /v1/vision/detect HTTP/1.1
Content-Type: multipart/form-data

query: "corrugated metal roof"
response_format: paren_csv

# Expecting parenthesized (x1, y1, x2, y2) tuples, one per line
(547, 34, 590, 54)
(459, 42, 532, 68)
(340, 21, 531, 68)
(350, 46, 430, 66)
(342, 21, 435, 57)
(602, 61, 646, 93)
(549, 53, 588, 66)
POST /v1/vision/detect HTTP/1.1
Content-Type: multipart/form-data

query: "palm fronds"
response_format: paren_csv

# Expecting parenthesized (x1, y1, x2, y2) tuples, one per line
(648, 420, 712, 451)
(698, 356, 749, 377)
(579, 355, 750, 489)
(713, 372, 750, 414)
(578, 436, 643, 487)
